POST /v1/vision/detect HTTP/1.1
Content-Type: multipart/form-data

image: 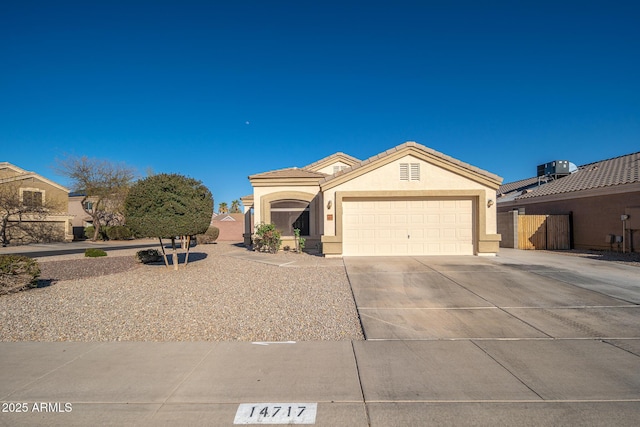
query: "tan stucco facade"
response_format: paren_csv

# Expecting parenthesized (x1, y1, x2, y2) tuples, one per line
(0, 162, 73, 244)
(246, 142, 502, 256)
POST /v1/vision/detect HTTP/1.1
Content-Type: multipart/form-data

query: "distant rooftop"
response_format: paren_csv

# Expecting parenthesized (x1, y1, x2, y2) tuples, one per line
(498, 151, 640, 201)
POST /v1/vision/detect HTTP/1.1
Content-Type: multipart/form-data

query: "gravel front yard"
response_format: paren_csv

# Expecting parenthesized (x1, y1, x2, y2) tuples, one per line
(0, 243, 364, 342)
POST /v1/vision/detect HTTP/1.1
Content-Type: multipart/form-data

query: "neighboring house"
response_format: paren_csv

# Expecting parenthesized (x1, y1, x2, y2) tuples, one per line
(211, 212, 244, 242)
(244, 141, 503, 257)
(68, 192, 127, 240)
(497, 152, 640, 253)
(68, 192, 94, 239)
(0, 162, 73, 244)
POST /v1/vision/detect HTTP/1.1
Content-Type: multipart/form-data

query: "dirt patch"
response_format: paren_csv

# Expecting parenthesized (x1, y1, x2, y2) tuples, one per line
(38, 256, 140, 282)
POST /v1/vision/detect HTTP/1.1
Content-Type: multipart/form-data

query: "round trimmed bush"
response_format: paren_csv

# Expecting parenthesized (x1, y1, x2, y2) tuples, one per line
(197, 226, 220, 244)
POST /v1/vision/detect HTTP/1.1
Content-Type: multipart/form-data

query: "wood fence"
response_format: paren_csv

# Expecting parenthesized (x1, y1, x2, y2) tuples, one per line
(518, 215, 570, 250)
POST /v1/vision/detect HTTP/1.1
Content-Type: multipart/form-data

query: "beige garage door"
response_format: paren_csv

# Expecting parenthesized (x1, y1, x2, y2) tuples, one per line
(342, 199, 474, 256)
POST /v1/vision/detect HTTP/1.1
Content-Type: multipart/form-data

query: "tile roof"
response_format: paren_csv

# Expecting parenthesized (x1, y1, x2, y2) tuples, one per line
(249, 167, 328, 179)
(501, 151, 640, 201)
(497, 177, 542, 195)
(303, 152, 361, 171)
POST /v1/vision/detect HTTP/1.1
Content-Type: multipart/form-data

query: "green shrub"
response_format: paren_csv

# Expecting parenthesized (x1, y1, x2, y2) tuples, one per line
(196, 226, 220, 244)
(85, 248, 107, 257)
(294, 228, 306, 253)
(253, 223, 281, 254)
(84, 225, 95, 239)
(105, 226, 133, 240)
(0, 255, 40, 294)
(84, 225, 109, 240)
(135, 249, 162, 264)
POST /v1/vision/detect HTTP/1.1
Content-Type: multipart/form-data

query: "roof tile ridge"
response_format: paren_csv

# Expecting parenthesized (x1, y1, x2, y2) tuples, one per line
(579, 151, 640, 169)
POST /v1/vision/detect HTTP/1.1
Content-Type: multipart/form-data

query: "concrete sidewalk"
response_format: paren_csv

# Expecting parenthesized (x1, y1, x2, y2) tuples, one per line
(1, 340, 639, 426)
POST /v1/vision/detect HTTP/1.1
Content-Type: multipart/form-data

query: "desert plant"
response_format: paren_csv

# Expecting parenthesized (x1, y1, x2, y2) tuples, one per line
(105, 225, 133, 240)
(196, 226, 220, 244)
(84, 225, 95, 239)
(85, 248, 107, 257)
(84, 225, 109, 240)
(0, 255, 40, 294)
(253, 223, 281, 253)
(294, 228, 306, 253)
(135, 249, 162, 264)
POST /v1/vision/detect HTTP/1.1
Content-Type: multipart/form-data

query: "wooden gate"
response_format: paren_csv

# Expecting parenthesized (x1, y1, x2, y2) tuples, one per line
(518, 215, 570, 250)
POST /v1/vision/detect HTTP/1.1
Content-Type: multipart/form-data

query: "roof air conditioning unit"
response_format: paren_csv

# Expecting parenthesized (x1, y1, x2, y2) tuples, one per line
(537, 160, 571, 177)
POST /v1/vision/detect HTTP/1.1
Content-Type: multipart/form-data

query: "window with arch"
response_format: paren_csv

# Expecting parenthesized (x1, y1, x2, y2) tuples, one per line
(270, 200, 310, 236)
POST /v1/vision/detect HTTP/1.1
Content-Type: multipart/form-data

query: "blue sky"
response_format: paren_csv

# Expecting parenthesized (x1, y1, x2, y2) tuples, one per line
(2, 1, 638, 211)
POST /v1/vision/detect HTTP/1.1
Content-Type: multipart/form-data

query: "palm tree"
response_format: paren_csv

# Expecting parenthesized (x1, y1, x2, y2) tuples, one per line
(218, 202, 228, 214)
(231, 199, 241, 213)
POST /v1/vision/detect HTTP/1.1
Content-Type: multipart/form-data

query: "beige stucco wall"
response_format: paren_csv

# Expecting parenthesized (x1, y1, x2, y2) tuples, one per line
(252, 185, 320, 227)
(0, 169, 20, 179)
(15, 179, 69, 212)
(1, 175, 72, 243)
(314, 161, 352, 175)
(68, 195, 91, 227)
(321, 155, 498, 239)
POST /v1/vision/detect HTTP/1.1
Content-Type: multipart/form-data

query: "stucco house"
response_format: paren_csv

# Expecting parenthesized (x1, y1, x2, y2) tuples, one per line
(0, 162, 73, 244)
(211, 213, 244, 241)
(243, 142, 503, 257)
(497, 151, 640, 253)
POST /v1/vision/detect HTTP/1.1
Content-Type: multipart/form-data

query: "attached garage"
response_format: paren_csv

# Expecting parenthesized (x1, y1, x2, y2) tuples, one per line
(342, 198, 474, 256)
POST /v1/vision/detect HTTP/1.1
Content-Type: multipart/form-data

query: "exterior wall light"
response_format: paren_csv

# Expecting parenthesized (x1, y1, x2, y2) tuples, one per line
(487, 199, 494, 208)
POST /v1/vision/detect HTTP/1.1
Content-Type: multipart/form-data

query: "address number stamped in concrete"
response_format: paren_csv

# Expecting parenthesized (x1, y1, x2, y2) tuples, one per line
(233, 403, 317, 424)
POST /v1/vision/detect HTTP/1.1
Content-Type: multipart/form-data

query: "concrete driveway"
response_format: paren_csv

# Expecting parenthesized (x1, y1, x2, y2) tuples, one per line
(343, 250, 640, 425)
(344, 250, 640, 340)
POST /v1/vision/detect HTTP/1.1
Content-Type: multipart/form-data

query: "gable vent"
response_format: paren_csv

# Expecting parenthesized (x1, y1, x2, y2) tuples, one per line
(400, 163, 420, 181)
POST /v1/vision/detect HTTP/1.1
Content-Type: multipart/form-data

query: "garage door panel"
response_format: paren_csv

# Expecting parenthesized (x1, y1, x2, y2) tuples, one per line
(393, 214, 408, 224)
(378, 214, 391, 224)
(378, 229, 392, 239)
(344, 214, 360, 225)
(427, 214, 440, 224)
(410, 214, 424, 224)
(392, 244, 409, 255)
(442, 214, 457, 223)
(342, 199, 474, 256)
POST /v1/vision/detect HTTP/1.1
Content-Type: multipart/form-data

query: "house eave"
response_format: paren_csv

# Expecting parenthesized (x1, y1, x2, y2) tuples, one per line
(498, 181, 640, 208)
(250, 177, 323, 187)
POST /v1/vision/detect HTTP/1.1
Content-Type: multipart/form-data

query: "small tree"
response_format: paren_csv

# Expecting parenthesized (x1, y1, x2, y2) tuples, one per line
(218, 202, 228, 214)
(124, 173, 213, 270)
(230, 200, 241, 213)
(56, 155, 135, 241)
